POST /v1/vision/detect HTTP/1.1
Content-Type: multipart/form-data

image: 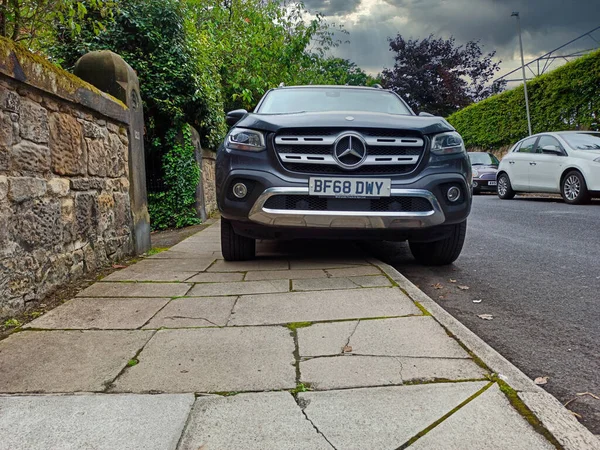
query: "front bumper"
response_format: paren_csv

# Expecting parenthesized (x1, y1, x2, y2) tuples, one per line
(248, 187, 445, 229)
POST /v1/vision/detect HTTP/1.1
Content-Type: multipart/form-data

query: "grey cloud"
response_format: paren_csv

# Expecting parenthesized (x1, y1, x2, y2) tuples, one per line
(327, 0, 600, 77)
(302, 0, 362, 15)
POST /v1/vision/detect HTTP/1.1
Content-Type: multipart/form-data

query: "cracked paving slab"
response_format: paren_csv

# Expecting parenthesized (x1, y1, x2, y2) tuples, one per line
(298, 382, 488, 449)
(0, 330, 153, 393)
(300, 355, 488, 390)
(410, 384, 554, 449)
(229, 287, 419, 326)
(101, 258, 215, 282)
(24, 297, 169, 330)
(77, 282, 191, 298)
(298, 317, 469, 359)
(178, 392, 333, 450)
(0, 394, 194, 450)
(112, 327, 295, 393)
(187, 279, 289, 297)
(143, 296, 237, 328)
(349, 316, 469, 358)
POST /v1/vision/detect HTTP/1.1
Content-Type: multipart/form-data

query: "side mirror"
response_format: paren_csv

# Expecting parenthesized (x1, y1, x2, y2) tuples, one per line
(418, 111, 434, 117)
(541, 145, 562, 155)
(226, 109, 248, 127)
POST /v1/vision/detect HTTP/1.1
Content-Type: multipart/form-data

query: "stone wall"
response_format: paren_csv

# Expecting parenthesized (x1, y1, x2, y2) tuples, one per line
(0, 39, 134, 315)
(201, 149, 217, 217)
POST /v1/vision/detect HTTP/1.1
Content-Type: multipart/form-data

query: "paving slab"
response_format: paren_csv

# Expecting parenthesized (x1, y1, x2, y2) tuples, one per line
(178, 392, 333, 450)
(148, 250, 216, 259)
(410, 385, 554, 450)
(350, 316, 469, 358)
(25, 297, 169, 330)
(0, 394, 194, 450)
(143, 296, 236, 328)
(292, 277, 358, 291)
(289, 259, 370, 270)
(299, 382, 488, 449)
(298, 321, 358, 357)
(0, 330, 153, 393)
(324, 266, 383, 277)
(113, 327, 295, 393)
(245, 269, 327, 281)
(208, 259, 290, 272)
(186, 272, 245, 283)
(77, 282, 191, 298)
(187, 279, 289, 296)
(300, 355, 487, 390)
(228, 288, 420, 326)
(102, 258, 214, 282)
(349, 275, 392, 287)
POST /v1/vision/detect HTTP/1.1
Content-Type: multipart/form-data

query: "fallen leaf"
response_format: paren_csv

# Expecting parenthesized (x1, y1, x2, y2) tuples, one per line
(458, 285, 470, 290)
(433, 283, 443, 289)
(112, 264, 127, 269)
(342, 345, 353, 353)
(449, 279, 457, 283)
(473, 299, 482, 304)
(478, 314, 493, 320)
(534, 376, 549, 385)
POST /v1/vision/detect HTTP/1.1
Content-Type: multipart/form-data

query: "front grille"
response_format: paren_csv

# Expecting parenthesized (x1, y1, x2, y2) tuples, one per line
(274, 128, 426, 176)
(263, 195, 432, 212)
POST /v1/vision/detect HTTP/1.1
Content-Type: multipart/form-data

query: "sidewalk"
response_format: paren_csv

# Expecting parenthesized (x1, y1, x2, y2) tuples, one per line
(0, 221, 597, 449)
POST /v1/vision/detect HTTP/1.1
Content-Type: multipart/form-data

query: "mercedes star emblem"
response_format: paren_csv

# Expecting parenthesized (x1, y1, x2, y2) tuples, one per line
(333, 133, 367, 169)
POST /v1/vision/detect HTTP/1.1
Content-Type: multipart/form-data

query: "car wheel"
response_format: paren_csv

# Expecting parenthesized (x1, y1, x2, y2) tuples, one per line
(497, 173, 515, 200)
(221, 218, 256, 261)
(409, 220, 467, 266)
(561, 170, 591, 205)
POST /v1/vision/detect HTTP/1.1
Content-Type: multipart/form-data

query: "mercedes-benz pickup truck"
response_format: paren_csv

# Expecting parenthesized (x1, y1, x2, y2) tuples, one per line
(216, 85, 472, 265)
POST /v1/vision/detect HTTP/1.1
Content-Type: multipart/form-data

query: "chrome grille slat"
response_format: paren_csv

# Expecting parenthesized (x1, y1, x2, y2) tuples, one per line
(274, 128, 425, 175)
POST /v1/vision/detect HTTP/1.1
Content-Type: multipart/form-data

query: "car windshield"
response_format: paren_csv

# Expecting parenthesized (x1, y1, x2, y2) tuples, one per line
(560, 132, 600, 150)
(468, 153, 499, 165)
(257, 88, 413, 115)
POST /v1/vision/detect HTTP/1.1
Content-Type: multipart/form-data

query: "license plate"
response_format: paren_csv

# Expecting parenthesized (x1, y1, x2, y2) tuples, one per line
(488, 181, 497, 186)
(309, 177, 391, 197)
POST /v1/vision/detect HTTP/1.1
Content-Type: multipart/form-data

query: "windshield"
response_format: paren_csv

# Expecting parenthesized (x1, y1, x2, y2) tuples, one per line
(560, 132, 600, 150)
(468, 153, 499, 165)
(257, 88, 413, 115)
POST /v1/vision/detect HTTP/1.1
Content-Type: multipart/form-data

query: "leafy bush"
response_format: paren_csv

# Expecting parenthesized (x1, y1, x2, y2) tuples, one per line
(448, 50, 600, 149)
(148, 125, 201, 230)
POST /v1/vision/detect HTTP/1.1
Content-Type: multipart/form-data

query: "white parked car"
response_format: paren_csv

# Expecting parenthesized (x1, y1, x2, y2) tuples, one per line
(497, 131, 600, 204)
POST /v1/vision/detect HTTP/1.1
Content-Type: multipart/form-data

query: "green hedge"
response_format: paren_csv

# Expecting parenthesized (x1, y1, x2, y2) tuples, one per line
(448, 49, 600, 149)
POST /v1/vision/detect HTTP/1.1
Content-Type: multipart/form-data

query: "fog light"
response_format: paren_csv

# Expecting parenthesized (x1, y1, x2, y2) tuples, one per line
(232, 183, 248, 199)
(447, 186, 461, 202)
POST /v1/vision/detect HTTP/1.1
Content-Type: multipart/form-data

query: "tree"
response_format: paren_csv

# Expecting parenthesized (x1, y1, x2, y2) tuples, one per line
(0, 0, 113, 46)
(381, 34, 504, 116)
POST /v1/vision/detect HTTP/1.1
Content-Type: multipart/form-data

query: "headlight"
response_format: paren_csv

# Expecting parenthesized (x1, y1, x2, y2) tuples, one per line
(226, 127, 266, 152)
(594, 157, 600, 163)
(472, 168, 479, 178)
(431, 131, 466, 155)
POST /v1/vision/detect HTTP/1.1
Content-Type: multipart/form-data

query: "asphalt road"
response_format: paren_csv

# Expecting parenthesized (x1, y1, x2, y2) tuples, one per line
(372, 194, 600, 434)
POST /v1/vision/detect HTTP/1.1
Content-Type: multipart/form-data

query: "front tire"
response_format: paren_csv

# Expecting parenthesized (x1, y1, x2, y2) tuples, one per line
(561, 170, 590, 205)
(497, 173, 516, 200)
(409, 221, 467, 266)
(221, 219, 256, 261)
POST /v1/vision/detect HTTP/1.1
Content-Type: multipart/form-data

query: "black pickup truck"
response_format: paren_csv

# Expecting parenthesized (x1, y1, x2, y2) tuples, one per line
(216, 85, 472, 265)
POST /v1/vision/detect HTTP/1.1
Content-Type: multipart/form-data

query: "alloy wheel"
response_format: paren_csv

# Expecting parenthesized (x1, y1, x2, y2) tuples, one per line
(564, 175, 581, 201)
(498, 177, 508, 196)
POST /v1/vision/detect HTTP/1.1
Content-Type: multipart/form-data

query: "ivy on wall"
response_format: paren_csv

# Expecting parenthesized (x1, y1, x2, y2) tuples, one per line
(448, 49, 600, 150)
(147, 125, 201, 230)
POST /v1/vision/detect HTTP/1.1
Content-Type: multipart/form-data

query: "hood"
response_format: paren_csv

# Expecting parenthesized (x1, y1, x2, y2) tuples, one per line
(471, 165, 498, 173)
(569, 149, 600, 159)
(235, 111, 454, 135)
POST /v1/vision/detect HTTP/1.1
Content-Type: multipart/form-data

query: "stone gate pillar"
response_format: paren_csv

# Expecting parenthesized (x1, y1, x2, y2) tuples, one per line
(73, 51, 151, 254)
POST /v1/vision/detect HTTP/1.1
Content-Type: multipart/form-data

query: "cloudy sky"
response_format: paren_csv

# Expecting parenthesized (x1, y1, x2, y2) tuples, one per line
(302, 0, 600, 83)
